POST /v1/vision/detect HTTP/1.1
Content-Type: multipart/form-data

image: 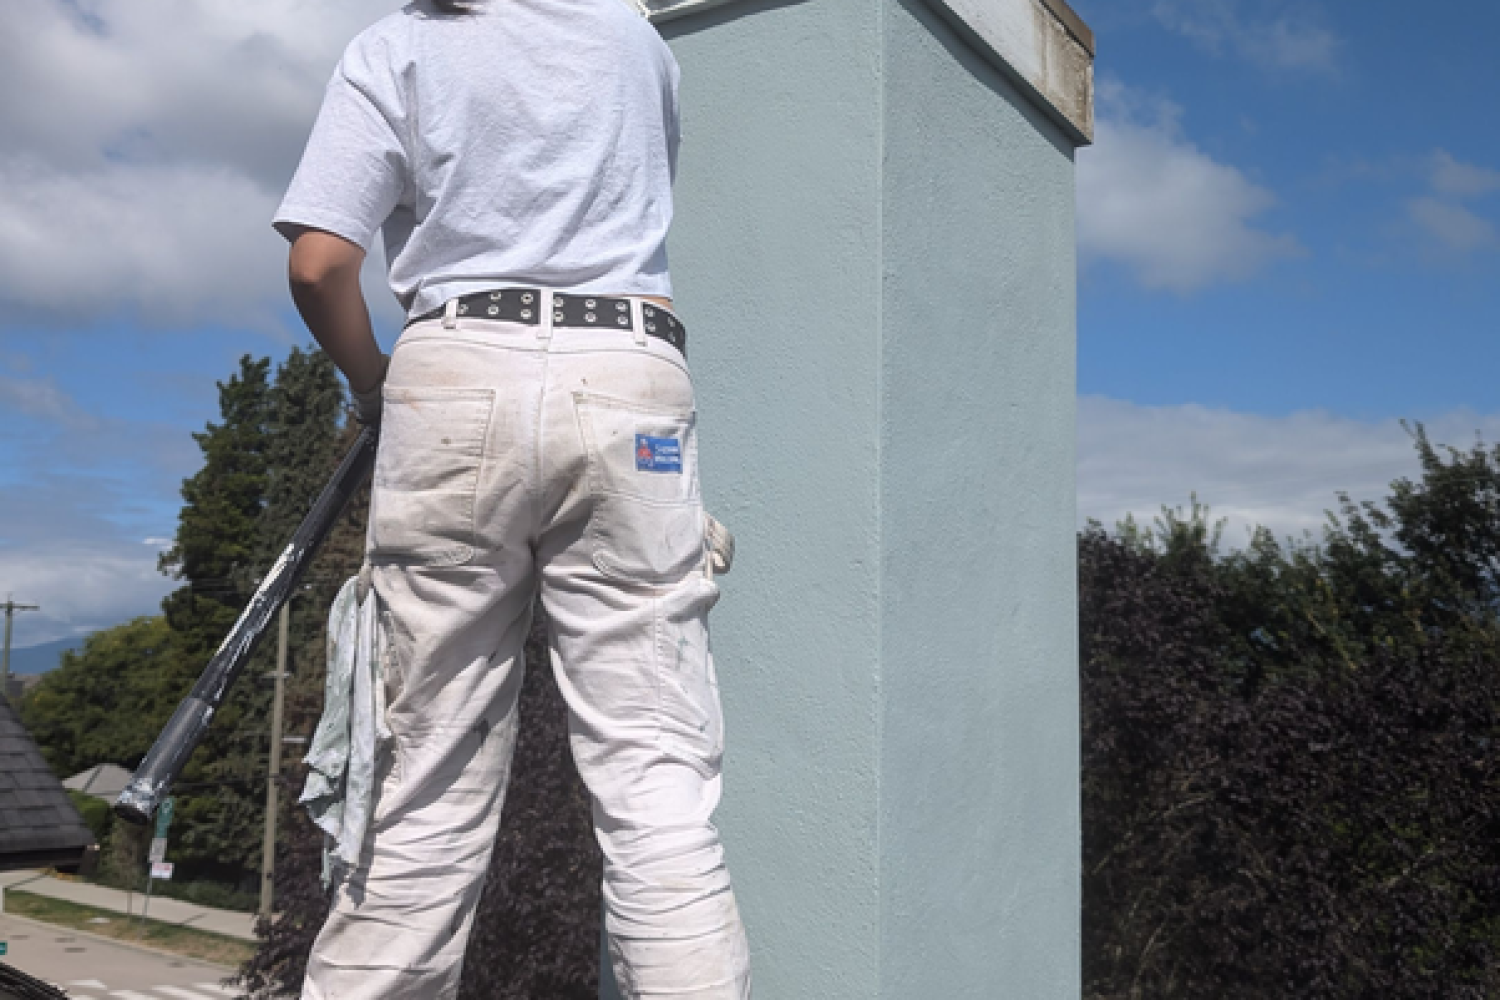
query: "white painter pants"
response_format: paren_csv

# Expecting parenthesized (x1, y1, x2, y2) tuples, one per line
(301, 300, 751, 999)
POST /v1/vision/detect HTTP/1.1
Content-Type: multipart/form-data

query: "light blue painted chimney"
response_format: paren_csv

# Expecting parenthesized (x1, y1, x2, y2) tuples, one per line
(605, 0, 1092, 995)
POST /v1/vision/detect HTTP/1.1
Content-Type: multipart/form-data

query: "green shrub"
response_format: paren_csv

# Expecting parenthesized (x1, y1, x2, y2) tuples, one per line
(151, 879, 259, 913)
(66, 790, 111, 845)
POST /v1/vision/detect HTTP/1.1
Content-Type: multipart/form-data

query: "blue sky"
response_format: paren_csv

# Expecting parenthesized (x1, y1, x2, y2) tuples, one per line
(1071, 0, 1500, 419)
(1, 0, 1497, 646)
(1066, 0, 1500, 546)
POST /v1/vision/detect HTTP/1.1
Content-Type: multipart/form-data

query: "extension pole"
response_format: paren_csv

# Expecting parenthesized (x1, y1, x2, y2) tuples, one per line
(260, 603, 290, 922)
(115, 426, 377, 826)
(0, 599, 40, 703)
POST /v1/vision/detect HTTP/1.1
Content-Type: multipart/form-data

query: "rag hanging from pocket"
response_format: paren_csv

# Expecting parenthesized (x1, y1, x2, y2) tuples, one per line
(300, 567, 390, 885)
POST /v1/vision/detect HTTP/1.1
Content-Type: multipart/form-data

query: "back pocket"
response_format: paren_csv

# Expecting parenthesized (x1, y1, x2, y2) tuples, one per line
(369, 386, 495, 565)
(574, 392, 704, 586)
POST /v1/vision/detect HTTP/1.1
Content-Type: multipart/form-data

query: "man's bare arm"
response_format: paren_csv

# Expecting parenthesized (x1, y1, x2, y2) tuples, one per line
(287, 229, 387, 396)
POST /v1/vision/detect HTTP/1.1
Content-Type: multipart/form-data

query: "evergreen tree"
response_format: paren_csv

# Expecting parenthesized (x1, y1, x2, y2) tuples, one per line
(241, 413, 371, 990)
(157, 355, 275, 880)
(256, 348, 353, 726)
(258, 349, 348, 582)
(252, 349, 359, 900)
(161, 356, 274, 644)
(22, 351, 359, 891)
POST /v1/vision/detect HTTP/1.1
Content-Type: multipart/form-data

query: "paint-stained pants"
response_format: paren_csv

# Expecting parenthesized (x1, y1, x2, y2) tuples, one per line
(301, 301, 751, 999)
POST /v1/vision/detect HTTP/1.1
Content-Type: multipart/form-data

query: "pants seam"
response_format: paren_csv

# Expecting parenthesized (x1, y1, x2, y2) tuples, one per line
(531, 346, 552, 536)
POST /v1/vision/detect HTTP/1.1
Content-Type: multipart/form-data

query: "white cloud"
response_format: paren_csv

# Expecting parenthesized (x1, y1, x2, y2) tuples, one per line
(0, 1, 378, 182)
(0, 459, 189, 647)
(1316, 149, 1500, 259)
(1079, 397, 1500, 545)
(1077, 84, 1304, 293)
(1152, 0, 1341, 75)
(1430, 151, 1500, 199)
(0, 375, 97, 429)
(0, 0, 402, 331)
(1396, 151, 1500, 257)
(0, 541, 177, 648)
(1407, 197, 1497, 254)
(0, 158, 286, 328)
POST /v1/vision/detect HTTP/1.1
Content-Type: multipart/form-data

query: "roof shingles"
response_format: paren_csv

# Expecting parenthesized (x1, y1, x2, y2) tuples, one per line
(0, 698, 93, 871)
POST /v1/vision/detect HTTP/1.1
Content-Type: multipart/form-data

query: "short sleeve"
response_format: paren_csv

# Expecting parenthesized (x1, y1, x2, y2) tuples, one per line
(669, 71, 681, 182)
(665, 56, 681, 182)
(274, 58, 408, 250)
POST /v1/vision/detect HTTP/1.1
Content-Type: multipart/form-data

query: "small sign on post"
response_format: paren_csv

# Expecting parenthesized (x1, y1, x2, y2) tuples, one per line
(140, 798, 177, 925)
(153, 797, 175, 839)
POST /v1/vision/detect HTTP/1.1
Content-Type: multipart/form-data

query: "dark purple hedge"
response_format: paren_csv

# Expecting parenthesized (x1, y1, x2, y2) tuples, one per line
(1081, 429, 1500, 998)
(241, 604, 600, 998)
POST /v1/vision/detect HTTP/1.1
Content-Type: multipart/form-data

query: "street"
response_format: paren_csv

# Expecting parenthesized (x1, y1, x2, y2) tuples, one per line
(0, 915, 244, 999)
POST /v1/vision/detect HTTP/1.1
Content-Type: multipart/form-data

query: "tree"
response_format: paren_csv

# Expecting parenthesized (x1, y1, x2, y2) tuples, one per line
(155, 356, 275, 880)
(257, 346, 350, 665)
(160, 356, 274, 648)
(21, 617, 185, 779)
(247, 348, 354, 892)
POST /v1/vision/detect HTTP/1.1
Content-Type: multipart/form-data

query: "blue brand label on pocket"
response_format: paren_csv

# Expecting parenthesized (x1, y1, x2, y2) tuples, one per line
(635, 434, 683, 473)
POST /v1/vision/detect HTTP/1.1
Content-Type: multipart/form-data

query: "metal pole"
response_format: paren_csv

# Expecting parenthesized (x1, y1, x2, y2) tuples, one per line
(2, 603, 12, 700)
(259, 603, 289, 922)
(0, 600, 40, 703)
(141, 861, 154, 929)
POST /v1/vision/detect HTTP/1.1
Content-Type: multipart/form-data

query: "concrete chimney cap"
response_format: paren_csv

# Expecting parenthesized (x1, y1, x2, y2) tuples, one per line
(644, 0, 1095, 146)
(1039, 0, 1093, 56)
(919, 0, 1095, 144)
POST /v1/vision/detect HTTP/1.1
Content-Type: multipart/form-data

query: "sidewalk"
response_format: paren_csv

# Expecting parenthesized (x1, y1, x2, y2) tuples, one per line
(0, 871, 259, 942)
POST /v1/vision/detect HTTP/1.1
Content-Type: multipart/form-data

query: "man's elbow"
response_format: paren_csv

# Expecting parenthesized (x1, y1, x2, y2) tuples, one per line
(288, 231, 365, 293)
(288, 256, 335, 292)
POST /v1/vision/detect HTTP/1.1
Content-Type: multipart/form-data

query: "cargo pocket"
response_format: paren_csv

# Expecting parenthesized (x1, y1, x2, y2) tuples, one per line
(368, 386, 495, 566)
(574, 392, 705, 586)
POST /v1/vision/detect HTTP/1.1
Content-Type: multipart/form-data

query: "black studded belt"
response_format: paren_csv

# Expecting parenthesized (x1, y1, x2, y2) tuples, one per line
(407, 288, 687, 356)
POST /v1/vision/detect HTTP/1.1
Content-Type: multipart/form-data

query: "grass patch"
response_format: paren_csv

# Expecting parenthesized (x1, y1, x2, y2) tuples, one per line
(2, 890, 254, 968)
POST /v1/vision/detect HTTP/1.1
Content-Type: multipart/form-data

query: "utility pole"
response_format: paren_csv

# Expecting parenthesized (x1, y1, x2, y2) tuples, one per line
(259, 603, 290, 922)
(0, 598, 40, 703)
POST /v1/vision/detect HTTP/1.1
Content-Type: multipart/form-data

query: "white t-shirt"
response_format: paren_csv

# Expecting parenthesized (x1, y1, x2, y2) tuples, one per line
(274, 0, 680, 318)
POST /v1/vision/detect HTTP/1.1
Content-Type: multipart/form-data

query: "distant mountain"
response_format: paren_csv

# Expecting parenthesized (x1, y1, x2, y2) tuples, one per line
(7, 636, 87, 675)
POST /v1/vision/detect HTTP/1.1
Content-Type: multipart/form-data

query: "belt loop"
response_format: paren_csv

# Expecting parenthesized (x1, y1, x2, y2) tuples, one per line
(540, 289, 555, 342)
(629, 298, 648, 347)
(442, 297, 459, 330)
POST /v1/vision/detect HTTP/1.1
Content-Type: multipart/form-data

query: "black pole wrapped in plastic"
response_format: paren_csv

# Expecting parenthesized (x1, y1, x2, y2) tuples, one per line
(114, 426, 379, 826)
